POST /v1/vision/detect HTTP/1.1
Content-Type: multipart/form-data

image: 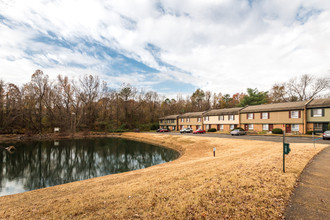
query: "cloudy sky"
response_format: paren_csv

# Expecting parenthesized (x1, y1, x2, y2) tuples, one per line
(0, 0, 329, 98)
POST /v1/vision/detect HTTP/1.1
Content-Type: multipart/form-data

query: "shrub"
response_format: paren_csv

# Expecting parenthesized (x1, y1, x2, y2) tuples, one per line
(272, 128, 283, 134)
(150, 123, 159, 130)
(306, 131, 314, 135)
(208, 128, 217, 132)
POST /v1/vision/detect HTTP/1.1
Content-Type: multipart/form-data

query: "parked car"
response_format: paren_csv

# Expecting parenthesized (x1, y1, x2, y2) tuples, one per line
(156, 128, 161, 132)
(180, 127, 193, 133)
(159, 129, 170, 133)
(323, 130, 330, 140)
(193, 129, 206, 134)
(230, 129, 246, 136)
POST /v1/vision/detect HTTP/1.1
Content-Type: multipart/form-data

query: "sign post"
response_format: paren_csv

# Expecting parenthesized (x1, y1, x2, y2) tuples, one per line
(283, 131, 291, 173)
(213, 147, 216, 157)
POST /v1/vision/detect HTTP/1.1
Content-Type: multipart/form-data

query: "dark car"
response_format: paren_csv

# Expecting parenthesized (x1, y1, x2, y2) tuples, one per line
(230, 129, 246, 136)
(159, 129, 170, 133)
(193, 129, 206, 134)
(323, 130, 330, 140)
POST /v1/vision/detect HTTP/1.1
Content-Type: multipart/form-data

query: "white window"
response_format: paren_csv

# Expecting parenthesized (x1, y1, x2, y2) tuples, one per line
(181, 118, 184, 122)
(229, 115, 234, 120)
(292, 124, 299, 131)
(247, 113, 253, 119)
(197, 117, 201, 122)
(187, 118, 190, 122)
(206, 125, 210, 130)
(197, 125, 201, 129)
(248, 124, 254, 130)
(312, 109, 322, 117)
(219, 124, 224, 130)
(218, 115, 224, 120)
(172, 126, 176, 130)
(290, 111, 299, 118)
(204, 116, 209, 121)
(262, 112, 269, 119)
(262, 124, 269, 131)
(230, 124, 235, 130)
(187, 125, 191, 128)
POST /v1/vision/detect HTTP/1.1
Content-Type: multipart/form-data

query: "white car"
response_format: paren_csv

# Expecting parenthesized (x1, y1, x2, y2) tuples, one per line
(180, 128, 193, 133)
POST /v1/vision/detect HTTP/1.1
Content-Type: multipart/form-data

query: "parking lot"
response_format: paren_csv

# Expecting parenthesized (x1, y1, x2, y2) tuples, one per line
(161, 132, 330, 144)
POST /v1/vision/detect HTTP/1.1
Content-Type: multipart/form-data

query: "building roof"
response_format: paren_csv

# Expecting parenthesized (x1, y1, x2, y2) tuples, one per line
(178, 111, 205, 118)
(307, 98, 330, 108)
(203, 107, 243, 116)
(159, 115, 179, 120)
(240, 101, 307, 113)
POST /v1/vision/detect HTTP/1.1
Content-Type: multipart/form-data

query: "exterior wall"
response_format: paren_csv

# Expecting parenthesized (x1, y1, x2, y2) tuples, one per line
(242, 123, 304, 133)
(178, 117, 203, 131)
(307, 123, 314, 132)
(203, 115, 239, 125)
(307, 108, 330, 122)
(240, 111, 304, 124)
(159, 119, 178, 131)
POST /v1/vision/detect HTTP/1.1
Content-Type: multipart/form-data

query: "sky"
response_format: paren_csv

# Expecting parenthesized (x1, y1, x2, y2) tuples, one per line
(0, 0, 330, 98)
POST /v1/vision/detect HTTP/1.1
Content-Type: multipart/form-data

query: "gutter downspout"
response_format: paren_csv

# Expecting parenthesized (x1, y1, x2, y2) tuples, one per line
(304, 99, 313, 134)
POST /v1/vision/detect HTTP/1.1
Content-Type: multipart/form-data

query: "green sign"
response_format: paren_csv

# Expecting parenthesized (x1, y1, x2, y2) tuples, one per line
(284, 143, 291, 155)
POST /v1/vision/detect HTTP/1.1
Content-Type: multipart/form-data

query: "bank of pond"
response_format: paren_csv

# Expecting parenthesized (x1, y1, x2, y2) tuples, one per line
(0, 138, 180, 197)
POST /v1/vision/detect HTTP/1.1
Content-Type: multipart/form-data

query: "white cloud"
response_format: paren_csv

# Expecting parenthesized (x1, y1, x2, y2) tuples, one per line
(0, 0, 329, 96)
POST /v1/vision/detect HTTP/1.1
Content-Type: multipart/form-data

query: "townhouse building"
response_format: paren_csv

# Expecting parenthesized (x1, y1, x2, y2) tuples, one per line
(306, 98, 330, 132)
(240, 101, 307, 134)
(178, 112, 205, 131)
(159, 115, 179, 131)
(202, 108, 242, 132)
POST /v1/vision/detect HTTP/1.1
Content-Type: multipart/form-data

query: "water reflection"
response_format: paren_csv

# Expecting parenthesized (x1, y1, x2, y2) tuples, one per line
(0, 138, 179, 196)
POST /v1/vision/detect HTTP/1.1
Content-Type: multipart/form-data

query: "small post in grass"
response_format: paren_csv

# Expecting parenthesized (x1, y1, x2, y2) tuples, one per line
(283, 130, 291, 173)
(213, 147, 216, 157)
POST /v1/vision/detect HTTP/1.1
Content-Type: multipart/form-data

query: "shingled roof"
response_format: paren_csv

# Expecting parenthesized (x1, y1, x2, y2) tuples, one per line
(203, 107, 243, 116)
(159, 115, 179, 120)
(240, 101, 307, 113)
(307, 98, 330, 108)
(178, 111, 205, 118)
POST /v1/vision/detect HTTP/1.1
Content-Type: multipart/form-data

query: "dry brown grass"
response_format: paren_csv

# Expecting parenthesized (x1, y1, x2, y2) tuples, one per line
(0, 133, 327, 219)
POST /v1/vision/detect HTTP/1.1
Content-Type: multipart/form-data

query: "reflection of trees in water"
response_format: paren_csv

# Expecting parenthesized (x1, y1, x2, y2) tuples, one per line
(0, 138, 179, 194)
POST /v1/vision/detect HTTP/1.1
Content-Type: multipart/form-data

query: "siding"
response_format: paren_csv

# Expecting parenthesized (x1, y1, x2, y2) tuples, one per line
(307, 108, 330, 122)
(240, 111, 304, 124)
(203, 115, 239, 125)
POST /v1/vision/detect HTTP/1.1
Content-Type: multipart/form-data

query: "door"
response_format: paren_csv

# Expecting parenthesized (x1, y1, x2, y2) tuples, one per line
(322, 123, 328, 132)
(217, 124, 220, 131)
(269, 124, 274, 131)
(244, 124, 248, 131)
(285, 124, 291, 133)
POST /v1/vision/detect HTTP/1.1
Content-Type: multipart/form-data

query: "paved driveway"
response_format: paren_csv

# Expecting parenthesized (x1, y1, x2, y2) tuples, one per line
(159, 132, 329, 144)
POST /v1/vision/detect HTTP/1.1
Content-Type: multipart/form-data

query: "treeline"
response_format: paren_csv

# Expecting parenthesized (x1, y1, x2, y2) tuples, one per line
(0, 70, 328, 134)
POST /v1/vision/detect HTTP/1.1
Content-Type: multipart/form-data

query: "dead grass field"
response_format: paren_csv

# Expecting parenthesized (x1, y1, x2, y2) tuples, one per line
(0, 133, 327, 219)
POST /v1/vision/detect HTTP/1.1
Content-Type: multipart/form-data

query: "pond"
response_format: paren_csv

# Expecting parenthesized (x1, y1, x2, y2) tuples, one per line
(0, 138, 179, 197)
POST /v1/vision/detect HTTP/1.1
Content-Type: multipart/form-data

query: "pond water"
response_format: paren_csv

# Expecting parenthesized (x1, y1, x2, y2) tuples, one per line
(0, 138, 179, 197)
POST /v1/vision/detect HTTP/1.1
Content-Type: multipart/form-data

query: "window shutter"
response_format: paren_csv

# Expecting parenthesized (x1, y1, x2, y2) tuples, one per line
(289, 111, 291, 118)
(246, 114, 248, 119)
(253, 113, 255, 119)
(322, 109, 325, 117)
(268, 112, 270, 119)
(260, 113, 262, 119)
(233, 115, 235, 120)
(299, 111, 301, 118)
(311, 109, 313, 117)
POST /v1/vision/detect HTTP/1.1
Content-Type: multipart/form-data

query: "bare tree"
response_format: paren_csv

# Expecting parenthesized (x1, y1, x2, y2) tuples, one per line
(271, 74, 330, 102)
